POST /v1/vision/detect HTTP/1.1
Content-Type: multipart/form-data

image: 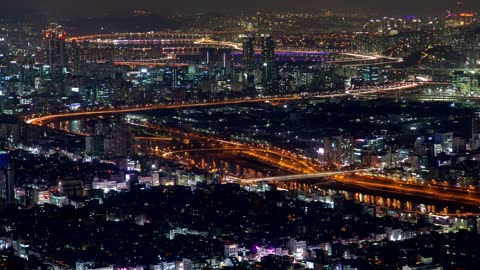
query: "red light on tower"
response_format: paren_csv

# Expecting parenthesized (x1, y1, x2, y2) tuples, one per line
(58, 32, 66, 39)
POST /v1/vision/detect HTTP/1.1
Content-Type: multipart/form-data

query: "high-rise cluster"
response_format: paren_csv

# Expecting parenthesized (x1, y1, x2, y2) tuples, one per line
(241, 34, 277, 93)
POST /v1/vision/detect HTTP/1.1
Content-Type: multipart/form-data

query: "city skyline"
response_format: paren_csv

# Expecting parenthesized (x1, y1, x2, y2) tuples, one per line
(2, 0, 480, 268)
(4, 0, 480, 17)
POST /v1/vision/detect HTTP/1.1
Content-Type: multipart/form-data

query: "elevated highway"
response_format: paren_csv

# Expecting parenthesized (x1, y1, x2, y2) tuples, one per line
(132, 123, 321, 174)
(25, 83, 420, 126)
(241, 172, 480, 208)
(161, 147, 319, 174)
(239, 170, 370, 183)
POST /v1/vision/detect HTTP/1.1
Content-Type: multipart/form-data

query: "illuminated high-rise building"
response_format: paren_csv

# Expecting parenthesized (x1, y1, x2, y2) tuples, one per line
(242, 35, 256, 73)
(201, 47, 233, 78)
(218, 48, 233, 76)
(104, 124, 135, 158)
(0, 151, 14, 206)
(361, 66, 380, 83)
(261, 34, 276, 91)
(71, 40, 80, 76)
(202, 47, 215, 66)
(471, 112, 480, 149)
(44, 30, 68, 72)
(321, 136, 354, 166)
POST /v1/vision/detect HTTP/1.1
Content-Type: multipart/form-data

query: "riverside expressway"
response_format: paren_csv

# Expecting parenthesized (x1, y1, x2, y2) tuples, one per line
(24, 82, 480, 212)
(26, 82, 419, 125)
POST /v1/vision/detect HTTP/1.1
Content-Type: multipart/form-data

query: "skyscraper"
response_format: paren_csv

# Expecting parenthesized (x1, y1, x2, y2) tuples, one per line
(45, 30, 68, 72)
(201, 47, 215, 66)
(261, 34, 276, 91)
(104, 124, 135, 158)
(201, 47, 233, 78)
(242, 35, 256, 73)
(71, 39, 80, 76)
(471, 112, 480, 149)
(218, 48, 233, 77)
(321, 136, 354, 166)
(0, 151, 14, 206)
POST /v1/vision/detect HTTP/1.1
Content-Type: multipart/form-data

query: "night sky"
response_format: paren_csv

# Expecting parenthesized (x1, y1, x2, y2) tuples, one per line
(4, 0, 480, 16)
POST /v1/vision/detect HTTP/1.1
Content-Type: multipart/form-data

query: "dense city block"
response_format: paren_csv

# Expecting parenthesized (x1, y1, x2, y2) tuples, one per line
(2, 1, 480, 269)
